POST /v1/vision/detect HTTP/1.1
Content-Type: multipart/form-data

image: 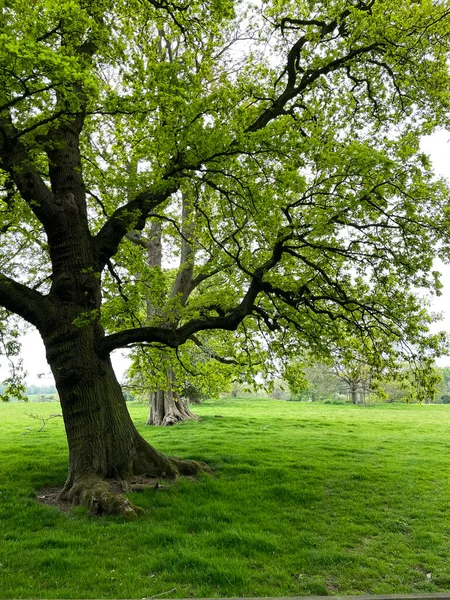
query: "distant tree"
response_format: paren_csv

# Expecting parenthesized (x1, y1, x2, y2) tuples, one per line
(440, 367, 450, 399)
(332, 356, 374, 405)
(285, 361, 345, 402)
(374, 364, 442, 404)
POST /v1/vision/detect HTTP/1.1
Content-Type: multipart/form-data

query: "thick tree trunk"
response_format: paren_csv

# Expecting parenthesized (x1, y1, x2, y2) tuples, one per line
(147, 373, 198, 426)
(147, 366, 199, 426)
(147, 390, 198, 426)
(41, 320, 202, 519)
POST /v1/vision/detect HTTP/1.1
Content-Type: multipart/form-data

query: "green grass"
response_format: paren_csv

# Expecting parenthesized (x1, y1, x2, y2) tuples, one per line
(1, 399, 450, 598)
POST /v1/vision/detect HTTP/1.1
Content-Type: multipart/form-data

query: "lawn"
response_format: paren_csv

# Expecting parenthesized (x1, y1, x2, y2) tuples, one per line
(1, 399, 450, 599)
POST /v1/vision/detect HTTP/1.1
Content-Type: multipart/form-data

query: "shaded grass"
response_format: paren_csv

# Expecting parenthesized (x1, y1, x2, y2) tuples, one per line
(1, 399, 450, 598)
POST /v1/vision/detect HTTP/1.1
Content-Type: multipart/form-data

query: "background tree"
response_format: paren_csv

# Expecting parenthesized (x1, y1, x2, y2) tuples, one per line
(285, 356, 444, 404)
(330, 350, 376, 405)
(115, 191, 262, 424)
(375, 363, 442, 404)
(285, 361, 346, 402)
(125, 194, 201, 426)
(438, 366, 450, 402)
(0, 0, 449, 517)
(118, 27, 236, 426)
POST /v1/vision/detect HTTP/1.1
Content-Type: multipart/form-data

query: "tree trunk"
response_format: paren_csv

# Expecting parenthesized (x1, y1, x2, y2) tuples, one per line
(41, 319, 202, 519)
(145, 207, 198, 426)
(146, 366, 199, 426)
(350, 383, 359, 404)
(147, 390, 198, 425)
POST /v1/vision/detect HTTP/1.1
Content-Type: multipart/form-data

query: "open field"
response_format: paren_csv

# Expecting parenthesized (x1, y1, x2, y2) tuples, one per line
(1, 399, 450, 599)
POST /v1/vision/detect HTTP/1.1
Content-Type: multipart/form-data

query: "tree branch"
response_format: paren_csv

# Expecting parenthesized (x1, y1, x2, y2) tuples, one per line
(94, 182, 179, 271)
(169, 190, 195, 304)
(0, 114, 58, 230)
(0, 275, 53, 328)
(99, 278, 258, 354)
(247, 42, 382, 133)
(100, 235, 288, 354)
(190, 334, 238, 365)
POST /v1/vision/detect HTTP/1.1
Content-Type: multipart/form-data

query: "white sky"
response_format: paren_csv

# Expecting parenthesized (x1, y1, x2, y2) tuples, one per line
(420, 130, 450, 366)
(1, 131, 450, 386)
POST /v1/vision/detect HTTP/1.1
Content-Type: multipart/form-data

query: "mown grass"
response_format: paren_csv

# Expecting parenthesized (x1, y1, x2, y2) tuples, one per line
(1, 399, 450, 598)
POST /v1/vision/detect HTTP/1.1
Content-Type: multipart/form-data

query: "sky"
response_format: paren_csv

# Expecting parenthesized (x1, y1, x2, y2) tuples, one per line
(1, 131, 450, 386)
(420, 130, 450, 366)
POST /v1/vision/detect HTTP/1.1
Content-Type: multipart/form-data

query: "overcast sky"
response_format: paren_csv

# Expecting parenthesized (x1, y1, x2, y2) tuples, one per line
(1, 131, 449, 385)
(420, 130, 450, 366)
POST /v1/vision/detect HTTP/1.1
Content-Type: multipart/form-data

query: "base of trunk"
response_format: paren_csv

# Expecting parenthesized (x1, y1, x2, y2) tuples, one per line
(58, 476, 144, 520)
(147, 389, 199, 426)
(58, 432, 205, 519)
(58, 454, 204, 519)
(41, 324, 205, 518)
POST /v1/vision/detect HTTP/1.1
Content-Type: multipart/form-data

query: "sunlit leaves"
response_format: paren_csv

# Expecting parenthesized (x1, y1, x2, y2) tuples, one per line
(1, 0, 450, 386)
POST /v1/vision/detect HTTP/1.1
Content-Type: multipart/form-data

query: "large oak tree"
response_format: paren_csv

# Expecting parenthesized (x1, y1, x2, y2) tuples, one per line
(1, 0, 449, 517)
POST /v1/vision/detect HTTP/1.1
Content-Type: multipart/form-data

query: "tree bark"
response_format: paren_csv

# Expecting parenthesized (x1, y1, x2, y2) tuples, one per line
(40, 310, 202, 519)
(146, 365, 199, 426)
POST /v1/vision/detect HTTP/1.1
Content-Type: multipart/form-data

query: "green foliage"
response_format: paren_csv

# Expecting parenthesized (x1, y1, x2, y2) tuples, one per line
(283, 362, 309, 397)
(181, 381, 206, 404)
(284, 354, 448, 404)
(126, 339, 237, 402)
(0, 313, 27, 402)
(286, 361, 347, 402)
(2, 0, 449, 373)
(0, 373, 27, 403)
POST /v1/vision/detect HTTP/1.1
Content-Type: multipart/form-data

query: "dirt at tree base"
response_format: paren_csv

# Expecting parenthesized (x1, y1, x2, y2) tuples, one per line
(36, 474, 164, 515)
(37, 487, 73, 513)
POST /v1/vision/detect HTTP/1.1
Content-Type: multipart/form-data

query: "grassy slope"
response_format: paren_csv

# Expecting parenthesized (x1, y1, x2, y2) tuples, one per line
(1, 399, 450, 599)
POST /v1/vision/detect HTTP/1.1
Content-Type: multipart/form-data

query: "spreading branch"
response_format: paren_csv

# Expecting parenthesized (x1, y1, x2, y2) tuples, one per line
(0, 275, 53, 328)
(94, 182, 179, 271)
(0, 115, 59, 231)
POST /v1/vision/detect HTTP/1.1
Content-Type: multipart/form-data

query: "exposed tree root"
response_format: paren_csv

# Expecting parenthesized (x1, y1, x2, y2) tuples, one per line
(59, 477, 145, 520)
(160, 406, 199, 426)
(56, 457, 206, 518)
(171, 457, 205, 476)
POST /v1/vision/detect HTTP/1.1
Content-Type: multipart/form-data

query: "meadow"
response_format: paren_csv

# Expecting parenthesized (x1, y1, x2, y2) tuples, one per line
(1, 398, 450, 599)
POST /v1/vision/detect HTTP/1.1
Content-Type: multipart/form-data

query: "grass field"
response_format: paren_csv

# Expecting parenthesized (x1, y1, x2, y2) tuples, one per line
(1, 399, 450, 599)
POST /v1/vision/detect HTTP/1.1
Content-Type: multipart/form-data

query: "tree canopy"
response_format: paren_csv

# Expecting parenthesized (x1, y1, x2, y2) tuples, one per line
(1, 0, 450, 515)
